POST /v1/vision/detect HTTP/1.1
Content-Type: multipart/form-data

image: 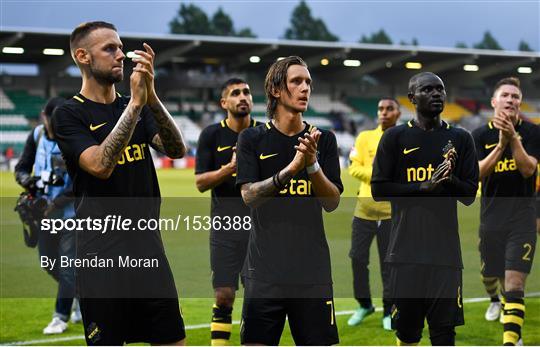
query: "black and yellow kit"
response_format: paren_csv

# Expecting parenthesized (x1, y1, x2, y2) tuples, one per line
(53, 94, 185, 345)
(371, 120, 478, 341)
(236, 121, 342, 345)
(195, 118, 257, 288)
(195, 118, 258, 346)
(472, 120, 540, 276)
(372, 120, 479, 268)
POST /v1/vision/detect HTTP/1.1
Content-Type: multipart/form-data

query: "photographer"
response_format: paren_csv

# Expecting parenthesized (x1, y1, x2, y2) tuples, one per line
(14, 96, 81, 335)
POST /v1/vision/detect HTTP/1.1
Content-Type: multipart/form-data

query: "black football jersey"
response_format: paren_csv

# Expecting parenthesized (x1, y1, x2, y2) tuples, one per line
(195, 118, 257, 238)
(236, 121, 343, 285)
(472, 119, 540, 230)
(372, 120, 479, 268)
(53, 93, 163, 256)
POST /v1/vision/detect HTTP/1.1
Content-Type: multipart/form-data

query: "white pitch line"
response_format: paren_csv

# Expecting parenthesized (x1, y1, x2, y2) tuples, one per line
(5, 292, 540, 346)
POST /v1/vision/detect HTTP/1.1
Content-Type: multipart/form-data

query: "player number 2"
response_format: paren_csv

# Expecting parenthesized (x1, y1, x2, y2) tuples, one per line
(326, 300, 334, 325)
(522, 243, 532, 261)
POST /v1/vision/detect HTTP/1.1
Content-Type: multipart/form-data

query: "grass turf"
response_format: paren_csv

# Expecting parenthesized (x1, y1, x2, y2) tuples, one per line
(1, 169, 539, 345)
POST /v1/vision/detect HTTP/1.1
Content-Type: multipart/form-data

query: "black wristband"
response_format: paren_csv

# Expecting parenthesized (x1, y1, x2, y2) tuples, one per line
(273, 172, 286, 190)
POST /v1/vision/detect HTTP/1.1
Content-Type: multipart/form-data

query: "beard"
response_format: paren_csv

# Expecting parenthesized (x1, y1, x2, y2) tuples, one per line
(90, 63, 123, 85)
(231, 110, 250, 118)
(230, 104, 251, 118)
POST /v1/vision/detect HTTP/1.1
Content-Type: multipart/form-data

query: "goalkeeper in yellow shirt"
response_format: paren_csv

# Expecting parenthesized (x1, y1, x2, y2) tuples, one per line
(347, 98, 401, 330)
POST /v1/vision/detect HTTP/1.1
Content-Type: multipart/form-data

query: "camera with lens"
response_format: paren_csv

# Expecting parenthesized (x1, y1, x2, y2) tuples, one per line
(14, 186, 48, 248)
(46, 168, 65, 187)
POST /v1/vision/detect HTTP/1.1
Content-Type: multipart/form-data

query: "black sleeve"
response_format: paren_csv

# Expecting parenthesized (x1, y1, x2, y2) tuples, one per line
(524, 124, 540, 161)
(471, 127, 486, 161)
(15, 129, 37, 175)
(195, 126, 215, 174)
(442, 131, 479, 206)
(371, 129, 422, 200)
(142, 105, 160, 148)
(14, 129, 37, 186)
(236, 128, 260, 188)
(53, 105, 99, 166)
(320, 131, 343, 194)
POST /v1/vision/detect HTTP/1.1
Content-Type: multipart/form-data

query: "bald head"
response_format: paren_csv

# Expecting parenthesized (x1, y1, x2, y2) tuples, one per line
(408, 72, 442, 94)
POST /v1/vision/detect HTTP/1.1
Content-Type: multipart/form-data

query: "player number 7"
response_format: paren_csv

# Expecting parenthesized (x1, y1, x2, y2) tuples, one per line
(326, 300, 334, 325)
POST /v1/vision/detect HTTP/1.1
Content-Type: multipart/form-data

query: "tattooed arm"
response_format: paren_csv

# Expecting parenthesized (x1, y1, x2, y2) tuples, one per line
(78, 102, 143, 179)
(240, 152, 303, 208)
(148, 100, 186, 159)
(78, 67, 148, 179)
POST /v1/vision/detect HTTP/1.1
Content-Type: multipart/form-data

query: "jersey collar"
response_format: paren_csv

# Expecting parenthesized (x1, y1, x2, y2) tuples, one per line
(407, 119, 450, 130)
(266, 120, 312, 137)
(73, 92, 121, 105)
(488, 118, 523, 130)
(220, 117, 257, 132)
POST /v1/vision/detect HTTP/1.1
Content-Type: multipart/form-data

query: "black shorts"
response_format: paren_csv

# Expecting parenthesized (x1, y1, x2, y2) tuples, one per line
(80, 298, 185, 345)
(210, 232, 249, 289)
(76, 253, 179, 298)
(479, 227, 537, 277)
(240, 279, 338, 346)
(389, 264, 464, 331)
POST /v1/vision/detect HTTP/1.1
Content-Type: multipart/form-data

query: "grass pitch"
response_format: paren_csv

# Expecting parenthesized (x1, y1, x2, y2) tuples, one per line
(1, 169, 539, 345)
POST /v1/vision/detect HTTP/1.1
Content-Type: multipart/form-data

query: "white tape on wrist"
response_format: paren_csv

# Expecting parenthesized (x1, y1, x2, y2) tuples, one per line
(306, 161, 320, 174)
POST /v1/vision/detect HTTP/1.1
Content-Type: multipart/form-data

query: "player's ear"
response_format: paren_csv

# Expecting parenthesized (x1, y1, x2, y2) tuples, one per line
(408, 92, 416, 104)
(220, 98, 227, 110)
(75, 48, 90, 66)
(490, 96, 496, 109)
(271, 87, 280, 99)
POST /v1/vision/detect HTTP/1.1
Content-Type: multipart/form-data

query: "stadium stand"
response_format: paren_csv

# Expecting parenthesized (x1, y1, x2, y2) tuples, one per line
(2, 90, 45, 119)
(0, 89, 32, 152)
(0, 88, 15, 110)
(309, 94, 354, 114)
(347, 97, 378, 118)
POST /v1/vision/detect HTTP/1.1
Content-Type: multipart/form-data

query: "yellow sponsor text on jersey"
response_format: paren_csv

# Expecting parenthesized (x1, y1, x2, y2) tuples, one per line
(406, 164, 435, 182)
(117, 143, 147, 165)
(494, 158, 517, 173)
(89, 122, 107, 131)
(217, 145, 232, 152)
(279, 179, 311, 196)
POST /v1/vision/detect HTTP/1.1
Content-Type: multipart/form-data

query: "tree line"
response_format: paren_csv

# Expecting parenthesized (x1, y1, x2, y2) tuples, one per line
(169, 1, 533, 51)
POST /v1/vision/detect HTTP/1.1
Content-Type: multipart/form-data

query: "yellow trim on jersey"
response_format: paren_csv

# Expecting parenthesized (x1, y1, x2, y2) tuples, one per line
(116, 92, 121, 97)
(407, 120, 413, 127)
(308, 124, 314, 132)
(220, 120, 226, 128)
(349, 125, 391, 220)
(210, 322, 232, 333)
(488, 121, 493, 129)
(265, 122, 271, 129)
(73, 95, 84, 103)
(252, 119, 257, 127)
